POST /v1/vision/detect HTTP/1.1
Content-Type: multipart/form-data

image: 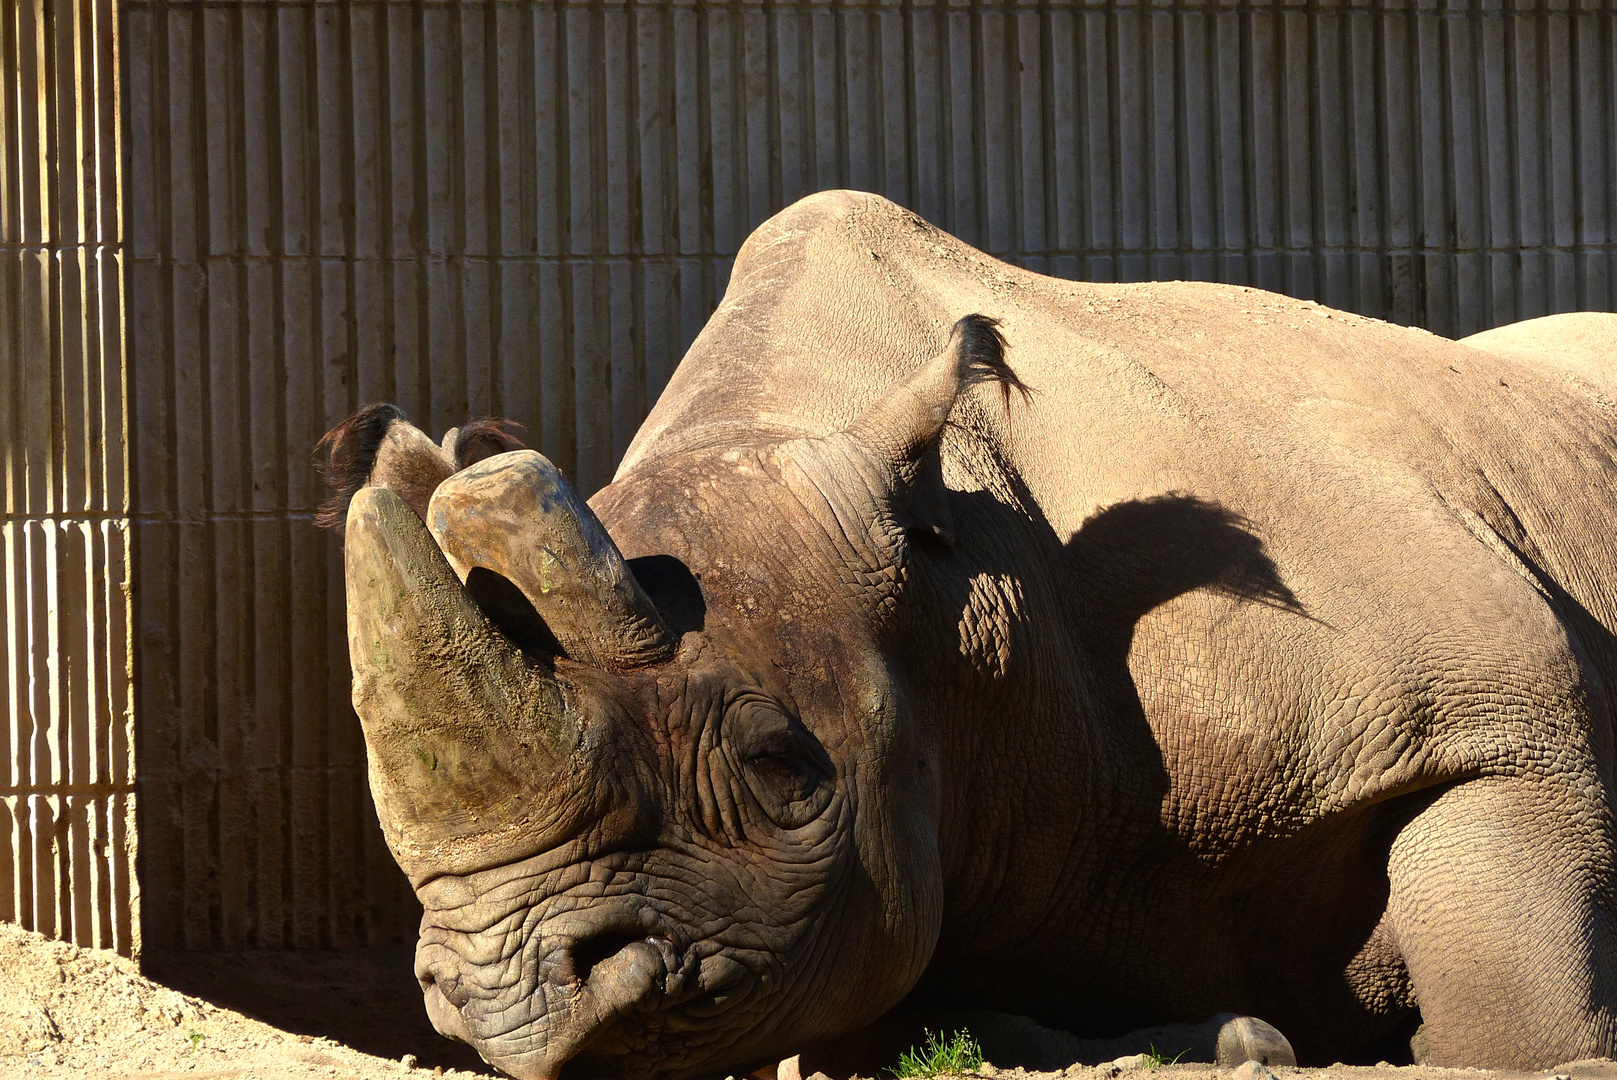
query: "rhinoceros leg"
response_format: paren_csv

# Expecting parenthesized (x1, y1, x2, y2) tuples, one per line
(1384, 772, 1617, 1067)
(1388, 775, 1617, 1068)
(794, 1010, 1294, 1077)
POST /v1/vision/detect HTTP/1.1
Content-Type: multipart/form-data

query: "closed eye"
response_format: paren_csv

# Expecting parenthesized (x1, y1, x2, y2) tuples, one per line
(746, 753, 823, 803)
(725, 698, 834, 829)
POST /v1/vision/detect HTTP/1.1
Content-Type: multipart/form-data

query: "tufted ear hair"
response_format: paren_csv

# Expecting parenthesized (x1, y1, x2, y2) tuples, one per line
(843, 314, 1030, 546)
(316, 406, 529, 530)
(439, 417, 528, 470)
(316, 403, 412, 528)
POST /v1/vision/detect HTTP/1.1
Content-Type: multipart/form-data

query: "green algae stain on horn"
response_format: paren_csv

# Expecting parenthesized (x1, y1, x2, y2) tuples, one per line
(537, 546, 561, 594)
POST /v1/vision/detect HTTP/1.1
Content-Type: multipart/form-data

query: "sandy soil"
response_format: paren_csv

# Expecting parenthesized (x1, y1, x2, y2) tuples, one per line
(6, 923, 1617, 1080)
(0, 923, 493, 1079)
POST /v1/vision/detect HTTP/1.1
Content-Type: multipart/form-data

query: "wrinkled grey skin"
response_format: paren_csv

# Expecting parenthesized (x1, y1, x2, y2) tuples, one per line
(336, 192, 1617, 1080)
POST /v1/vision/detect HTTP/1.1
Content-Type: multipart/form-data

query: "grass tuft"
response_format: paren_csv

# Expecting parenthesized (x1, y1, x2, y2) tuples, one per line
(893, 1028, 985, 1078)
(1141, 1044, 1188, 1069)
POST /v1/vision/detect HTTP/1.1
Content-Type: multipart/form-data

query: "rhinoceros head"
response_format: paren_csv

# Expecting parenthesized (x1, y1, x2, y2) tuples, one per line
(329, 316, 1023, 1080)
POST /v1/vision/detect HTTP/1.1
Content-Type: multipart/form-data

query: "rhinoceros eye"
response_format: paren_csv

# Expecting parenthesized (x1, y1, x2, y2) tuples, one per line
(727, 699, 833, 830)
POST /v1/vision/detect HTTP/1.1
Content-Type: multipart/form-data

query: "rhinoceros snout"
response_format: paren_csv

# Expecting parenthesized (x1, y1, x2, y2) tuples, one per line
(416, 925, 688, 1079)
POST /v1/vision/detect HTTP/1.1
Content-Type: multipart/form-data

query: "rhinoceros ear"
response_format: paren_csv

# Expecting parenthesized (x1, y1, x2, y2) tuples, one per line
(317, 403, 405, 527)
(440, 417, 527, 469)
(319, 407, 529, 529)
(317, 404, 457, 527)
(844, 314, 1029, 545)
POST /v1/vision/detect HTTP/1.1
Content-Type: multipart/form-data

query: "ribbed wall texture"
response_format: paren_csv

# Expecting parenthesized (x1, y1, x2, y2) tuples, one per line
(124, 0, 1617, 950)
(1, 0, 137, 956)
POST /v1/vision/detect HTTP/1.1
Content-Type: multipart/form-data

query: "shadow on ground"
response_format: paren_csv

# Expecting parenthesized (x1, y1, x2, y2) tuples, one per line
(143, 946, 492, 1073)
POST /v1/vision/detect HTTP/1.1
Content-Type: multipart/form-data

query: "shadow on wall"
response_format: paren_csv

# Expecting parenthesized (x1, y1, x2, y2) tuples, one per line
(142, 948, 491, 1074)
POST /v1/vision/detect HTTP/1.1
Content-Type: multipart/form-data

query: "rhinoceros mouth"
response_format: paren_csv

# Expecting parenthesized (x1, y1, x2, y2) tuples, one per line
(415, 890, 784, 1080)
(672, 954, 758, 1020)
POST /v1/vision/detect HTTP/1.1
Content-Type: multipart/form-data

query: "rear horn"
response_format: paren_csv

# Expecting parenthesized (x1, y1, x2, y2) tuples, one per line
(427, 450, 676, 669)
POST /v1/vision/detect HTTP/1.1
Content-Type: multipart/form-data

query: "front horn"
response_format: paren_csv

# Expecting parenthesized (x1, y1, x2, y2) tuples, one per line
(426, 450, 676, 669)
(346, 484, 604, 883)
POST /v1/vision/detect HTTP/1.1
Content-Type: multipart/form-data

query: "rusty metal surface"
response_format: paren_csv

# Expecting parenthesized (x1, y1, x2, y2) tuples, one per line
(2, 0, 137, 956)
(113, 0, 1617, 950)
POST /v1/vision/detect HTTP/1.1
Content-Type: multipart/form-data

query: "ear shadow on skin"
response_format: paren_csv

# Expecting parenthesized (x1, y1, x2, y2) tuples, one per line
(1064, 494, 1310, 662)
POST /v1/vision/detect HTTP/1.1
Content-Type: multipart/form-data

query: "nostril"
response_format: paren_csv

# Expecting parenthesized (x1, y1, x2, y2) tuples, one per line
(570, 931, 646, 986)
(419, 975, 472, 1044)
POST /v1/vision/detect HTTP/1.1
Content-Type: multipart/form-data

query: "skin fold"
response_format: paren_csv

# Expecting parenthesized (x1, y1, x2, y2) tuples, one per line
(330, 191, 1617, 1079)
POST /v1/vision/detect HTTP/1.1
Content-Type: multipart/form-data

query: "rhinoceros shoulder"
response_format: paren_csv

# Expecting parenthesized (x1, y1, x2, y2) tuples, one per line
(620, 193, 1617, 710)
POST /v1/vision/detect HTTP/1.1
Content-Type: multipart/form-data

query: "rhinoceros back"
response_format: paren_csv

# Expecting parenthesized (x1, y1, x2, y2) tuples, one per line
(621, 191, 1617, 676)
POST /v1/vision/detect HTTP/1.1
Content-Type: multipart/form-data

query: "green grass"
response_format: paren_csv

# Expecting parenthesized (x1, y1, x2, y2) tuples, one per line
(893, 1029, 985, 1078)
(1141, 1044, 1188, 1069)
(184, 1029, 205, 1052)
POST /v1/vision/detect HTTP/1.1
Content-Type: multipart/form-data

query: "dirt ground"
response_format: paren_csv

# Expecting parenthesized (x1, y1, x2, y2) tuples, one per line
(6, 923, 1617, 1080)
(0, 923, 492, 1079)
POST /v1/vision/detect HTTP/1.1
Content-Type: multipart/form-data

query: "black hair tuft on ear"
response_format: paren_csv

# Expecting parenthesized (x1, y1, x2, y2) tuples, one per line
(454, 418, 528, 469)
(953, 314, 1033, 407)
(313, 403, 406, 529)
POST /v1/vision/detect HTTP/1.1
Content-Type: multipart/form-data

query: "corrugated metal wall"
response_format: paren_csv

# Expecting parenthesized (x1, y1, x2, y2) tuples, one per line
(121, 0, 1617, 950)
(2, 0, 137, 956)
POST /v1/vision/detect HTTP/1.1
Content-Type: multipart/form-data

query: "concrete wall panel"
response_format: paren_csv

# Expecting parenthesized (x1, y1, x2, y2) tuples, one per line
(115, 0, 1617, 950)
(2, 0, 136, 956)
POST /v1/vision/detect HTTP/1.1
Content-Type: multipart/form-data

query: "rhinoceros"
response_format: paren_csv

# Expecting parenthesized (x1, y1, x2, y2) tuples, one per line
(323, 190, 1617, 1079)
